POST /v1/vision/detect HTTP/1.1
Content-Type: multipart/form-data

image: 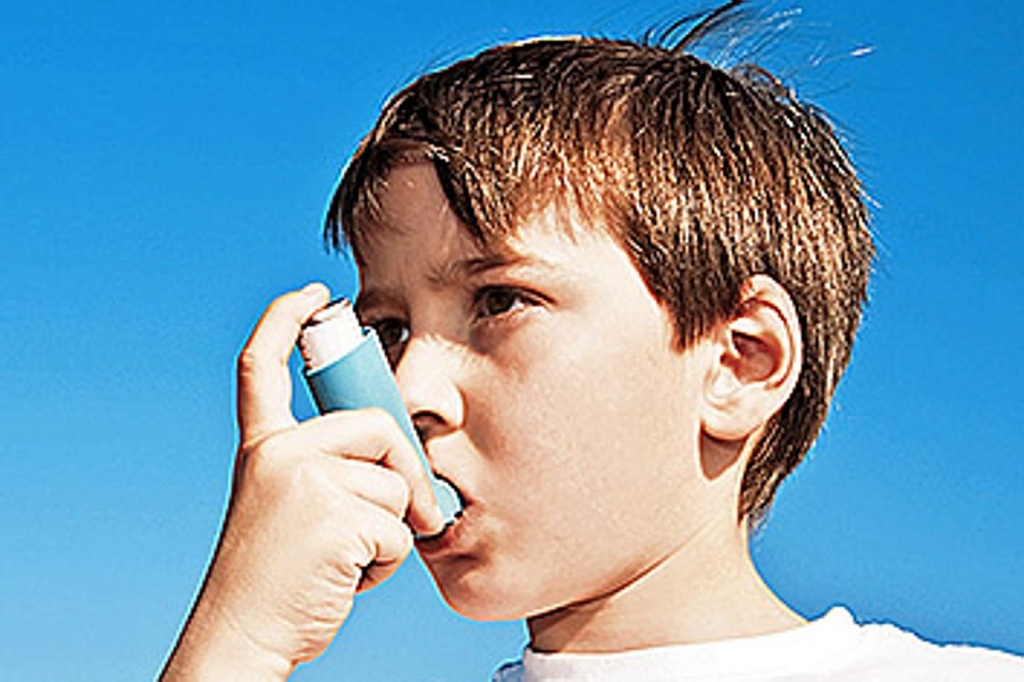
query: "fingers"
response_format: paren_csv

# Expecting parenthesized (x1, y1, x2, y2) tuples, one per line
(237, 283, 330, 445)
(168, 286, 447, 675)
(298, 408, 446, 535)
(346, 501, 416, 594)
(332, 459, 412, 519)
(237, 284, 444, 533)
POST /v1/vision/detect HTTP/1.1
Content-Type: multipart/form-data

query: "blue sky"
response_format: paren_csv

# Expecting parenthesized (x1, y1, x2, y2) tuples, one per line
(1, 1, 1021, 680)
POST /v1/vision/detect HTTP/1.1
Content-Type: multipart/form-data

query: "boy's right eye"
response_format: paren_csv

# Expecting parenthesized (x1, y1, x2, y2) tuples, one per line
(369, 318, 410, 352)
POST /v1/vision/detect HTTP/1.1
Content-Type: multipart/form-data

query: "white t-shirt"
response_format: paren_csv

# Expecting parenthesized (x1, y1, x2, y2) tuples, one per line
(492, 607, 1023, 681)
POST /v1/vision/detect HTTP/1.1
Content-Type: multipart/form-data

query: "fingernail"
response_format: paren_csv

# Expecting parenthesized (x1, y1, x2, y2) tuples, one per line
(418, 504, 447, 539)
(301, 282, 329, 297)
(415, 516, 449, 541)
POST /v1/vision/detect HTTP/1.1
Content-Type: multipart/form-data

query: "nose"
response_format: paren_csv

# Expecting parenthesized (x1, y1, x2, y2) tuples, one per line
(394, 334, 465, 445)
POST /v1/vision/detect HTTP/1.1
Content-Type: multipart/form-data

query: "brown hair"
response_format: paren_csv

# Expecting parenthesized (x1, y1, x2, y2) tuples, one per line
(325, 8, 874, 521)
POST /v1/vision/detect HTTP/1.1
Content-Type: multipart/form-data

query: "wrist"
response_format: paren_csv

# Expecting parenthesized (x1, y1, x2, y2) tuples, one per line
(161, 594, 294, 682)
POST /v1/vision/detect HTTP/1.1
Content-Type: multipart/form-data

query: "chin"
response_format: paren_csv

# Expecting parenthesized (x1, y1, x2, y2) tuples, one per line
(425, 557, 539, 622)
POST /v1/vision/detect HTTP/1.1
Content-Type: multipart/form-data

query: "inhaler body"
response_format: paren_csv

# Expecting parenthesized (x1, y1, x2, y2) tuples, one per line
(298, 299, 462, 530)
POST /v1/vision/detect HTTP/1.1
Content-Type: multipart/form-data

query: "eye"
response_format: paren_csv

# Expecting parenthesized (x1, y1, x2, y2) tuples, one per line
(369, 317, 410, 351)
(473, 286, 532, 320)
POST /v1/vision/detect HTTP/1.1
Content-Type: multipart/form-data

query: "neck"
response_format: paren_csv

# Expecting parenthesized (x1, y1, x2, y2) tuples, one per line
(526, 517, 803, 654)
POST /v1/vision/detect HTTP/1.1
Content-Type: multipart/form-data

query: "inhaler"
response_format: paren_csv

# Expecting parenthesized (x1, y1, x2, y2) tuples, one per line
(297, 299, 462, 534)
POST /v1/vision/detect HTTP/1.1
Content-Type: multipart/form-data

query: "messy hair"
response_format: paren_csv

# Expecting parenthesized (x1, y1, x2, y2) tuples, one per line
(325, 3, 874, 521)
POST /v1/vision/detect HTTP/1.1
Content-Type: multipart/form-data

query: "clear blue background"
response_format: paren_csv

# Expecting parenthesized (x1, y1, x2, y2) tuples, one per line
(2, 2, 1021, 680)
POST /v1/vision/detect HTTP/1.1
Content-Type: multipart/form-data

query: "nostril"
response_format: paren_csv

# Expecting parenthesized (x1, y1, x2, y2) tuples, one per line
(412, 410, 444, 444)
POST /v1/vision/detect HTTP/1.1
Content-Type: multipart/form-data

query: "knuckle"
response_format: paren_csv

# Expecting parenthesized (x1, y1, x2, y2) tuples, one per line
(362, 407, 398, 435)
(238, 431, 298, 486)
(377, 467, 412, 514)
(371, 507, 413, 556)
(236, 344, 262, 378)
(395, 521, 414, 554)
(330, 505, 382, 565)
(384, 519, 415, 569)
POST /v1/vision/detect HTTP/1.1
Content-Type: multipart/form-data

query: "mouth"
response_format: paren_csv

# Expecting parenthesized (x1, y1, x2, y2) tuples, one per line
(412, 471, 467, 538)
(435, 474, 464, 521)
(415, 502, 470, 555)
(414, 505, 463, 541)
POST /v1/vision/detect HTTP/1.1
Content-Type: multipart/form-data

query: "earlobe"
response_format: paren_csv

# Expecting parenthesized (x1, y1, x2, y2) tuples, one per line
(702, 275, 802, 443)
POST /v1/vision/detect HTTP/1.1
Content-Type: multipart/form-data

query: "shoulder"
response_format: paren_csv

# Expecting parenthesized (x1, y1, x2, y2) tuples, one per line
(836, 611, 1024, 681)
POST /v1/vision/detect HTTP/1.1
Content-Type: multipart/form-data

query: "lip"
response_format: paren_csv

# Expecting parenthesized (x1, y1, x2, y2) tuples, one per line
(416, 503, 471, 557)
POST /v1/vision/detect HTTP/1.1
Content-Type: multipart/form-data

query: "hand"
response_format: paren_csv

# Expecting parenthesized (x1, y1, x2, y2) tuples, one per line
(161, 284, 445, 681)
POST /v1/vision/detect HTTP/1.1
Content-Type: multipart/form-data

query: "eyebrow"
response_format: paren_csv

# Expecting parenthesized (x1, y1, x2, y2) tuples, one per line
(424, 252, 526, 287)
(356, 250, 557, 314)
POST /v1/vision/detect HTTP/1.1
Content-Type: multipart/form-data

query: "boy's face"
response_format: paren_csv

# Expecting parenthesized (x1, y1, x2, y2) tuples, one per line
(355, 163, 717, 621)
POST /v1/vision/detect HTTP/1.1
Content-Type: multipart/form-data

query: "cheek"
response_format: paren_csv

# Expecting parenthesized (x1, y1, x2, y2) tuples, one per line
(454, 327, 702, 608)
(473, 404, 693, 617)
(440, 305, 712, 614)
(503, 319, 700, 474)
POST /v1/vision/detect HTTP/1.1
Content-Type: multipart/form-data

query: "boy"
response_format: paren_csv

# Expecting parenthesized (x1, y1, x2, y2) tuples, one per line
(163, 6, 1024, 680)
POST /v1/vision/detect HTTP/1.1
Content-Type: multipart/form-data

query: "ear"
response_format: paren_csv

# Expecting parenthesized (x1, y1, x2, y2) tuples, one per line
(701, 275, 802, 443)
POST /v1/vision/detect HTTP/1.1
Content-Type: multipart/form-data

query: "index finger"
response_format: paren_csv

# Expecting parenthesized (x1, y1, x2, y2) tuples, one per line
(299, 409, 447, 536)
(237, 283, 331, 445)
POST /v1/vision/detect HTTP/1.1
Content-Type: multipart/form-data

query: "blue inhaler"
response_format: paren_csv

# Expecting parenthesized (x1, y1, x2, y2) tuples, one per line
(298, 299, 462, 534)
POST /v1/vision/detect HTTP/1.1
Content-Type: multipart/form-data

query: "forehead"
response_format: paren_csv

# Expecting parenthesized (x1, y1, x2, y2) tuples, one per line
(353, 163, 490, 270)
(352, 163, 632, 302)
(353, 162, 603, 270)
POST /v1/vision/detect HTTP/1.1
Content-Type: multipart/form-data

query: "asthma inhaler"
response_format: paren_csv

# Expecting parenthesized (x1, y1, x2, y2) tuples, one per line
(298, 299, 462, 533)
